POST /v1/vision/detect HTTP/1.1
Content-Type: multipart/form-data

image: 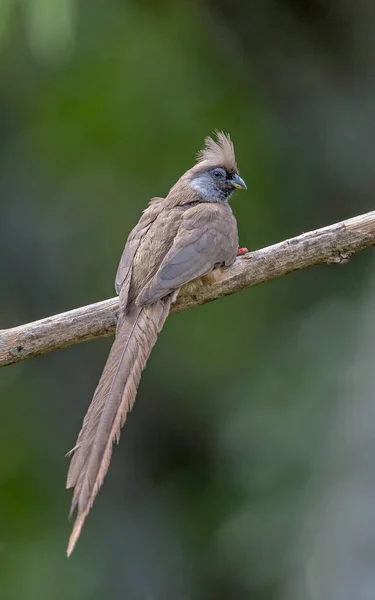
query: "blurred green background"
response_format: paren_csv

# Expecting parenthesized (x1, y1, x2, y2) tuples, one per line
(1, 1, 375, 599)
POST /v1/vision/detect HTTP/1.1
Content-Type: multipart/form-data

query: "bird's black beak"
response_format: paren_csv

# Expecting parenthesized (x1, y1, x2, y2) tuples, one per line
(230, 173, 247, 190)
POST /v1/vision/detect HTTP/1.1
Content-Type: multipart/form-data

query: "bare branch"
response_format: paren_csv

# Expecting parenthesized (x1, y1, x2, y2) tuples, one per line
(1, 210, 375, 367)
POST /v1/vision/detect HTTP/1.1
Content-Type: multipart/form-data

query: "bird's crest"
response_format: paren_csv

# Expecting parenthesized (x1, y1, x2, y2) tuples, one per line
(196, 131, 237, 172)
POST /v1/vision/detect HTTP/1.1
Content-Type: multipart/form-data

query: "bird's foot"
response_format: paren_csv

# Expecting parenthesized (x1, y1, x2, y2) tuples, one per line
(237, 247, 249, 255)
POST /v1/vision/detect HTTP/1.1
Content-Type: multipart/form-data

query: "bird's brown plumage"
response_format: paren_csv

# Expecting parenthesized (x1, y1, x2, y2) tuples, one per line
(66, 132, 244, 555)
(196, 130, 238, 172)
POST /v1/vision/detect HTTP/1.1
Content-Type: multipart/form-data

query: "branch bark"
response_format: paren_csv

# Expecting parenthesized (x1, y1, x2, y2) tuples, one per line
(1, 210, 375, 367)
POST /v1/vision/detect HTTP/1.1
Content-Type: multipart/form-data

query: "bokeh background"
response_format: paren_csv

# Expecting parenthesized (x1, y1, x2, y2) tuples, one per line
(1, 1, 375, 598)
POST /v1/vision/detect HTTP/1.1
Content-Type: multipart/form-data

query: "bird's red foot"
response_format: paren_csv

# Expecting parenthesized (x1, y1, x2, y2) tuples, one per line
(237, 247, 248, 255)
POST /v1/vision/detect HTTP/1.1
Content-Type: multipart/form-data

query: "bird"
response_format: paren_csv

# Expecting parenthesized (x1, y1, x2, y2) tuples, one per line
(66, 131, 247, 556)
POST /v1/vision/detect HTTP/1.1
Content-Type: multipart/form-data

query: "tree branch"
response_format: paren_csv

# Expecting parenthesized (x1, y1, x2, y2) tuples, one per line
(1, 210, 375, 367)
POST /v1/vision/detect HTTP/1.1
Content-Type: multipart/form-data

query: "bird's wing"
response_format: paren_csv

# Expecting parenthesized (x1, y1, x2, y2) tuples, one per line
(137, 203, 238, 305)
(115, 197, 164, 298)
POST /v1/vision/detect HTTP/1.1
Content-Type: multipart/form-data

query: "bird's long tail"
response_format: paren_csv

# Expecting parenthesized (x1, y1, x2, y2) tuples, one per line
(66, 298, 171, 556)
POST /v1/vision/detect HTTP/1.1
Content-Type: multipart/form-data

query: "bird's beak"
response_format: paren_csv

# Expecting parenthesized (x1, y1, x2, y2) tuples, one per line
(231, 174, 247, 190)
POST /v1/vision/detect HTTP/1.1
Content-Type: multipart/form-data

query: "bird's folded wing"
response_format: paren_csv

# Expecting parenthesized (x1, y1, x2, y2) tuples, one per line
(137, 204, 237, 305)
(115, 197, 164, 297)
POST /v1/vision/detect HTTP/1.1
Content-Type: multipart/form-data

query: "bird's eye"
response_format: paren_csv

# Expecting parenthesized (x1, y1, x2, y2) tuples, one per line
(213, 169, 225, 179)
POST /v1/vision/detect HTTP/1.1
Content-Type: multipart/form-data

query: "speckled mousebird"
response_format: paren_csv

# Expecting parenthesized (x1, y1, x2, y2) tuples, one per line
(66, 132, 247, 555)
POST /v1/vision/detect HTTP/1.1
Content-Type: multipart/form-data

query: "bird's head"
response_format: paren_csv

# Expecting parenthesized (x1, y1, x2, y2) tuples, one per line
(189, 131, 247, 202)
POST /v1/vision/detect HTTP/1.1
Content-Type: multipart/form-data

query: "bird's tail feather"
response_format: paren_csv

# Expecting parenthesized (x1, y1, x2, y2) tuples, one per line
(66, 298, 171, 556)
